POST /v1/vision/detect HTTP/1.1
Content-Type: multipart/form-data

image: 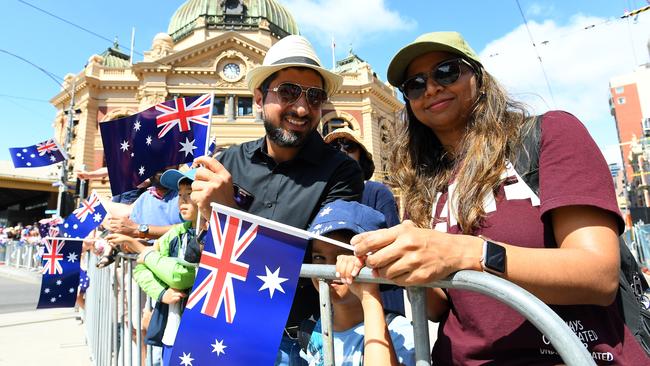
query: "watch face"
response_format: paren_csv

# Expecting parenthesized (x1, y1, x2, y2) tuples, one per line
(223, 63, 241, 80)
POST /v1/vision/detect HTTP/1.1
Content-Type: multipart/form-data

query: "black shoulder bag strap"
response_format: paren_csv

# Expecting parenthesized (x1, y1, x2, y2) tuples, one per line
(512, 115, 542, 195)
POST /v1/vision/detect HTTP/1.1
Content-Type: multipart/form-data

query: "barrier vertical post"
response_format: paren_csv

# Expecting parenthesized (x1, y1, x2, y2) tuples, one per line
(318, 279, 335, 366)
(407, 287, 431, 366)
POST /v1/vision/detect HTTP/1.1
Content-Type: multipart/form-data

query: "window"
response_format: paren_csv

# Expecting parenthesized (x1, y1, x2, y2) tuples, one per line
(618, 97, 626, 105)
(213, 96, 226, 115)
(322, 118, 349, 135)
(237, 97, 253, 116)
(615, 86, 624, 94)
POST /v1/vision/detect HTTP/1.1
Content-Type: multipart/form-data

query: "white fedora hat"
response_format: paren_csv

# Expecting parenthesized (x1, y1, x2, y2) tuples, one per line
(246, 35, 343, 96)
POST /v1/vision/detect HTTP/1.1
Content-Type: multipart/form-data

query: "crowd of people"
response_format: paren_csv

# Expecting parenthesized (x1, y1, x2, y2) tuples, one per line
(10, 30, 650, 365)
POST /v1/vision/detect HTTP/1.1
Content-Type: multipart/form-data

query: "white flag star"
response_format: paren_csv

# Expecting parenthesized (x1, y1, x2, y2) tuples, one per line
(56, 279, 62, 286)
(93, 213, 102, 222)
(69, 288, 75, 293)
(211, 338, 227, 356)
(50, 155, 56, 162)
(179, 137, 197, 157)
(67, 252, 78, 263)
(146, 135, 152, 145)
(120, 140, 130, 152)
(319, 207, 332, 216)
(133, 121, 141, 131)
(138, 166, 145, 176)
(179, 352, 194, 366)
(44, 288, 50, 294)
(257, 266, 288, 298)
(50, 297, 56, 303)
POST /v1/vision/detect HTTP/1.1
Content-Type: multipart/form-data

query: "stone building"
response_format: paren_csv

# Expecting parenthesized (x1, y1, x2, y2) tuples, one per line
(49, 0, 403, 198)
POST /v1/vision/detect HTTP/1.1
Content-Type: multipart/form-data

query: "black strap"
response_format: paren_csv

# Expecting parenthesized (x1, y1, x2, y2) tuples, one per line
(512, 115, 543, 195)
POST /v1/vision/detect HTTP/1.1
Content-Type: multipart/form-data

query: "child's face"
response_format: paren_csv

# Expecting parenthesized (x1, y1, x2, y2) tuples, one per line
(178, 183, 198, 222)
(311, 231, 357, 304)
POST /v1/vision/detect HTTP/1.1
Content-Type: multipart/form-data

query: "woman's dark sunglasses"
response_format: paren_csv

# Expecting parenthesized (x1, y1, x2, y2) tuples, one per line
(329, 138, 359, 153)
(270, 82, 328, 108)
(399, 58, 476, 101)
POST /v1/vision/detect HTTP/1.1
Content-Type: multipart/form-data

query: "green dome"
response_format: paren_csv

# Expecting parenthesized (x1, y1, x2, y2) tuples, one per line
(99, 42, 131, 68)
(168, 0, 299, 41)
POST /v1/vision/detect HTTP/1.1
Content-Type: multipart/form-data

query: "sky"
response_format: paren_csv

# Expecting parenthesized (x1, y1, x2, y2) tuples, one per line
(1, 0, 649, 165)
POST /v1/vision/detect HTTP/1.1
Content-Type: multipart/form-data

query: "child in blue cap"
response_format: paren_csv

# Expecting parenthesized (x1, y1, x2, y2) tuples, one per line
(301, 200, 415, 366)
(107, 168, 201, 366)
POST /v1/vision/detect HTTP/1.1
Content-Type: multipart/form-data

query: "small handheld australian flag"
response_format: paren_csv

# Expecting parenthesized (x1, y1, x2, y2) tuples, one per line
(100, 94, 213, 196)
(170, 203, 310, 365)
(59, 190, 107, 239)
(9, 138, 67, 168)
(37, 238, 82, 309)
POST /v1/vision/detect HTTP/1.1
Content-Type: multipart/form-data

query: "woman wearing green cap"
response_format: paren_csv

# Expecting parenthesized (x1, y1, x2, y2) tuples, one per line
(347, 32, 648, 364)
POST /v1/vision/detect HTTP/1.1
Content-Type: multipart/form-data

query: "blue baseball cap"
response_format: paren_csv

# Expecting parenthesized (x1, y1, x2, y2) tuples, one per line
(160, 168, 196, 191)
(308, 200, 387, 236)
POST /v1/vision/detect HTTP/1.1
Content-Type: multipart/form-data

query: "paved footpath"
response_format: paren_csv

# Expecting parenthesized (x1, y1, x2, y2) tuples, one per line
(0, 264, 91, 366)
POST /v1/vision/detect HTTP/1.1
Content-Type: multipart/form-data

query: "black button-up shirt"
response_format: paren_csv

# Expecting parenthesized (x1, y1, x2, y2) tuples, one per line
(218, 131, 364, 327)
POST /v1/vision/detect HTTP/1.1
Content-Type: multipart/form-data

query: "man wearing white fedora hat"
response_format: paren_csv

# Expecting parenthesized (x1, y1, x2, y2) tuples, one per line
(191, 35, 364, 364)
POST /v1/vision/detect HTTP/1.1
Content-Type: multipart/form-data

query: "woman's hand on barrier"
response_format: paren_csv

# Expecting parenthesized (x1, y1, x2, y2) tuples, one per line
(161, 288, 187, 305)
(351, 220, 483, 286)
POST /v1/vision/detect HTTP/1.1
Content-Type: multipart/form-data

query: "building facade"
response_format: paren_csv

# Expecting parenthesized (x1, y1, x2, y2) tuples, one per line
(49, 0, 402, 199)
(609, 38, 650, 211)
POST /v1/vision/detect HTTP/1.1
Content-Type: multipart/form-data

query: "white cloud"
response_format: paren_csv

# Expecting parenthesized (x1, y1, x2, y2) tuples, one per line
(526, 2, 555, 17)
(479, 13, 650, 164)
(282, 0, 416, 53)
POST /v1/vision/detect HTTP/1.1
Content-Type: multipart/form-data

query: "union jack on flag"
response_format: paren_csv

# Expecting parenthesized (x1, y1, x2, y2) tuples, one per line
(186, 211, 258, 322)
(73, 191, 102, 223)
(42, 239, 64, 275)
(36, 139, 59, 156)
(170, 203, 310, 365)
(155, 94, 212, 138)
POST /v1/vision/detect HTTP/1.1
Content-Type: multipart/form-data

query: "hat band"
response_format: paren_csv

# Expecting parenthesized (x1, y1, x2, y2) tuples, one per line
(271, 56, 320, 67)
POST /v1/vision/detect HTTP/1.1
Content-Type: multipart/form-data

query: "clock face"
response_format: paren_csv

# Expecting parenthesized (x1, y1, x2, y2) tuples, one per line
(223, 63, 241, 80)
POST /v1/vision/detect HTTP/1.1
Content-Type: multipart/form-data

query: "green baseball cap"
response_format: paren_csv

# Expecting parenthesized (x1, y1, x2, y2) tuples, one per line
(387, 31, 482, 88)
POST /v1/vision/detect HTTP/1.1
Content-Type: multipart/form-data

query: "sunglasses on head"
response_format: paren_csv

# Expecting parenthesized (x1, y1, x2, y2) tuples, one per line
(270, 82, 328, 108)
(399, 58, 477, 101)
(330, 138, 359, 153)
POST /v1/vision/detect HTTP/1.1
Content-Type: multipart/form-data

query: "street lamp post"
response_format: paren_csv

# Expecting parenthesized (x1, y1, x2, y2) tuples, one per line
(56, 80, 78, 217)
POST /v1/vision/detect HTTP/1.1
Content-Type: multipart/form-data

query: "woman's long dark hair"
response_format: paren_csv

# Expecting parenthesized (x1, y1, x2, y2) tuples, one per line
(388, 68, 530, 233)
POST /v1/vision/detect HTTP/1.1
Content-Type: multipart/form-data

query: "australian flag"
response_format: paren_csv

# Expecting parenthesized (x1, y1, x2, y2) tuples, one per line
(59, 190, 106, 239)
(100, 94, 213, 196)
(170, 203, 309, 365)
(9, 138, 67, 168)
(37, 238, 82, 309)
(38, 216, 64, 241)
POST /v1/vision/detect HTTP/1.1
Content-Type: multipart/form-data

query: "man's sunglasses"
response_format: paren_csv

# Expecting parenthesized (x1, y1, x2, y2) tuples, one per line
(270, 82, 328, 108)
(329, 138, 359, 153)
(399, 58, 477, 101)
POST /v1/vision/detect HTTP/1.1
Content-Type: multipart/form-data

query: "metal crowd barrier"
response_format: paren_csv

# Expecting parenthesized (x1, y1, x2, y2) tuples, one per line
(84, 256, 596, 365)
(85, 252, 153, 366)
(0, 240, 42, 271)
(301, 264, 596, 366)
